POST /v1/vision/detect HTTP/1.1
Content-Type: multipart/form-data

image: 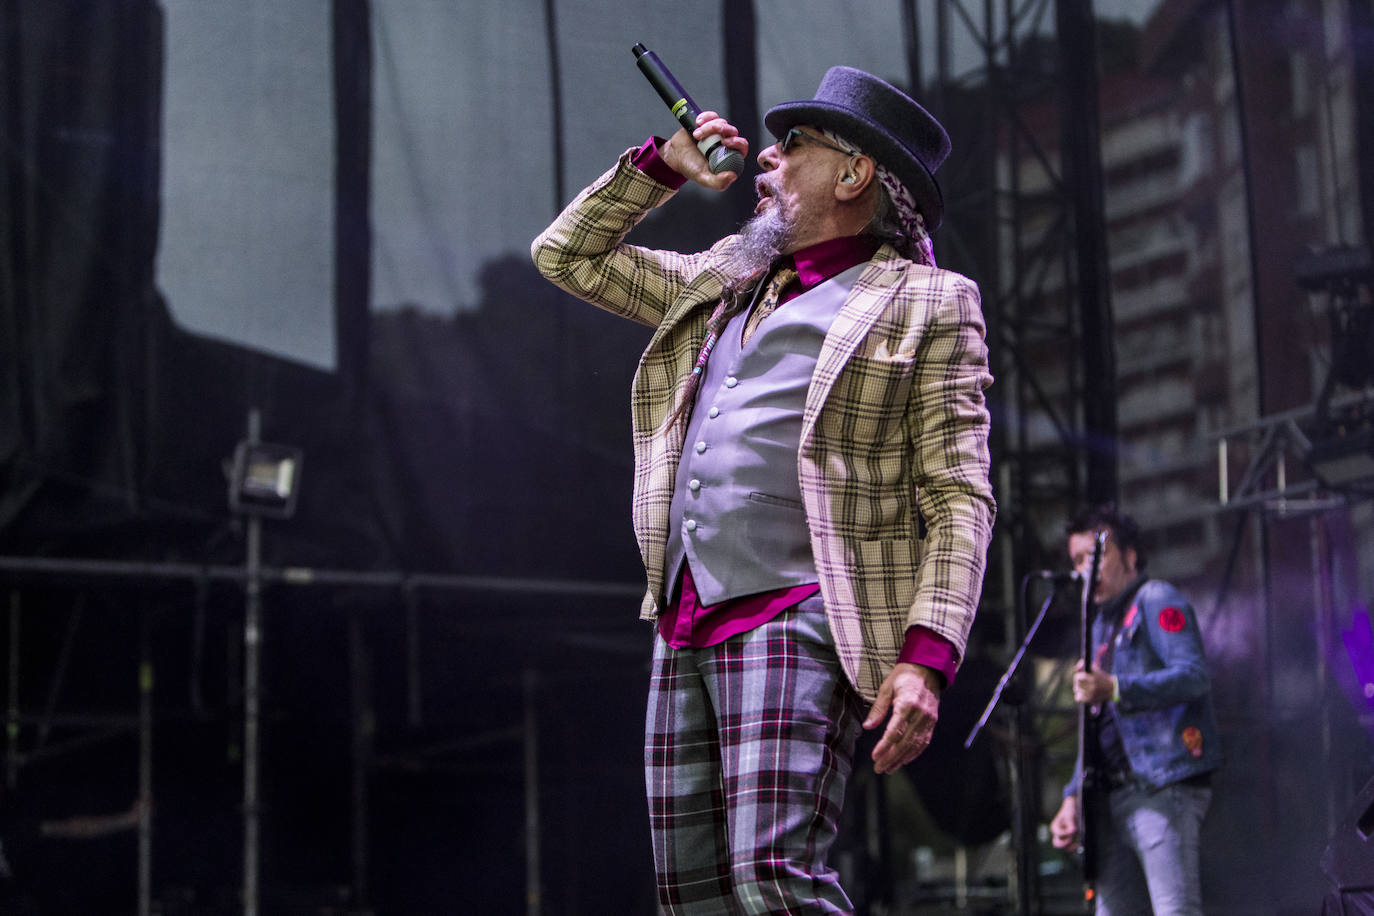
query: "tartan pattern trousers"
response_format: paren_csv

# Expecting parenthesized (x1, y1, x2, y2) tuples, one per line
(644, 595, 865, 915)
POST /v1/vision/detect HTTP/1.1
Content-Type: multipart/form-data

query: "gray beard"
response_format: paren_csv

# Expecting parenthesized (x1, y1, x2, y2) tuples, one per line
(722, 204, 792, 282)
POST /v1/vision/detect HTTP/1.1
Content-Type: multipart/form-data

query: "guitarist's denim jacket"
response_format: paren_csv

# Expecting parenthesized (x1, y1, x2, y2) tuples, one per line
(1067, 575, 1222, 795)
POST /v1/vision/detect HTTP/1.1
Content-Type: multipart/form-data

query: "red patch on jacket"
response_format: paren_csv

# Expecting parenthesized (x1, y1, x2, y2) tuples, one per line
(1159, 606, 1186, 632)
(1181, 726, 1203, 757)
(1124, 604, 1138, 628)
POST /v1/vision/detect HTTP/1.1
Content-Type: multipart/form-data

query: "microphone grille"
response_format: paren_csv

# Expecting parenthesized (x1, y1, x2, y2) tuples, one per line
(708, 145, 746, 176)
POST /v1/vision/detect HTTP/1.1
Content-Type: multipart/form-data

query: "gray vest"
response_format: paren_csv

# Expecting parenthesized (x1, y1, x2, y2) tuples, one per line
(663, 264, 865, 606)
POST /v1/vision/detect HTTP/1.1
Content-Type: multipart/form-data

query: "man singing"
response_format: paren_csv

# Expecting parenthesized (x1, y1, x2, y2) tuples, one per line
(531, 65, 994, 913)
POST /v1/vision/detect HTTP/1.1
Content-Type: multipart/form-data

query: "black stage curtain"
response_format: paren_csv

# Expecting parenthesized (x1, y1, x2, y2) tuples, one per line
(0, 0, 164, 548)
(0, 0, 651, 580)
(0, 1, 655, 910)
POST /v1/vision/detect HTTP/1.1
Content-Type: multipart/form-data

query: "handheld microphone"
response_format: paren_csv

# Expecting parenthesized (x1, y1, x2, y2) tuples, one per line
(632, 42, 745, 176)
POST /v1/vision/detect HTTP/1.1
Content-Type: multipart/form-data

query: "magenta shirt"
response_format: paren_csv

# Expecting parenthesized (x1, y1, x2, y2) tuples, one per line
(632, 137, 959, 685)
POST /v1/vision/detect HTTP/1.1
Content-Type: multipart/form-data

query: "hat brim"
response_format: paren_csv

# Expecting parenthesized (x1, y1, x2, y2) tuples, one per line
(764, 101, 944, 230)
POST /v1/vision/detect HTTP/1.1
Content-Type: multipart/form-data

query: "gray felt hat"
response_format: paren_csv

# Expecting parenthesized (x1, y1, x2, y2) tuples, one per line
(764, 66, 950, 229)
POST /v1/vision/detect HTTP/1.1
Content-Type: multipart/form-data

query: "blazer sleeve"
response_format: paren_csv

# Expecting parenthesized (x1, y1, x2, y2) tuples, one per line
(530, 149, 732, 328)
(904, 270, 997, 658)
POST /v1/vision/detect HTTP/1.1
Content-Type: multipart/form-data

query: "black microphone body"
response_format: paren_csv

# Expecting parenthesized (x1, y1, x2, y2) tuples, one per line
(632, 42, 745, 176)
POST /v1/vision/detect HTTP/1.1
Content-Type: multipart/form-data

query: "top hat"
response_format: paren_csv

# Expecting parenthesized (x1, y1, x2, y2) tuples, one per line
(764, 66, 950, 229)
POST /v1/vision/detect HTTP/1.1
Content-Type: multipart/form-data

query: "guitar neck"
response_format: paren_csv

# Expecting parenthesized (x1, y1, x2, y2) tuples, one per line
(1074, 530, 1108, 890)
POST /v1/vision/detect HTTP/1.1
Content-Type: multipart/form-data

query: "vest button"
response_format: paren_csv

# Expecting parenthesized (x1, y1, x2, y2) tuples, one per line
(688, 479, 701, 492)
(695, 441, 707, 454)
(685, 519, 697, 532)
(725, 376, 738, 388)
(708, 406, 719, 418)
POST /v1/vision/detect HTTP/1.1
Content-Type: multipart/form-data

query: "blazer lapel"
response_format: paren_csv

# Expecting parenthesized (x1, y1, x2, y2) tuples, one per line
(801, 255, 908, 446)
(645, 267, 733, 356)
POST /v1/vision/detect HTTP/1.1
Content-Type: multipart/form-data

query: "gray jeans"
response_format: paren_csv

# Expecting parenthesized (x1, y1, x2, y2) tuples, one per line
(1094, 780, 1212, 916)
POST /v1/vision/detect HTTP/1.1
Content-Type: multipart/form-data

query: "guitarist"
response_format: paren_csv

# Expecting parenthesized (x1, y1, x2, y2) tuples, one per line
(1049, 504, 1222, 915)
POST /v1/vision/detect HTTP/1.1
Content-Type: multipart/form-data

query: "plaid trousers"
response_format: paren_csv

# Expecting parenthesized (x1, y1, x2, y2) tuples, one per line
(645, 595, 865, 914)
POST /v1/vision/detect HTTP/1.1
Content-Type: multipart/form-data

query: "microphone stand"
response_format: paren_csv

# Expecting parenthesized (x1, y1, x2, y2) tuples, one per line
(965, 581, 1066, 749)
(966, 574, 1078, 916)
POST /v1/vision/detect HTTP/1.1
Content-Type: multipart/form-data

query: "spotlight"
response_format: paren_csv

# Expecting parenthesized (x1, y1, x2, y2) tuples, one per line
(1307, 427, 1374, 490)
(228, 440, 303, 518)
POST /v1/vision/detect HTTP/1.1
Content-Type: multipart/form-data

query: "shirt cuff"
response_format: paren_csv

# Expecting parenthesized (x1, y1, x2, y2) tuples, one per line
(897, 625, 959, 688)
(630, 137, 688, 190)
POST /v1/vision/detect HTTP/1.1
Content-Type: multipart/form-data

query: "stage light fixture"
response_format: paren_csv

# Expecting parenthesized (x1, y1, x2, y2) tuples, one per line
(1307, 427, 1374, 490)
(228, 440, 303, 518)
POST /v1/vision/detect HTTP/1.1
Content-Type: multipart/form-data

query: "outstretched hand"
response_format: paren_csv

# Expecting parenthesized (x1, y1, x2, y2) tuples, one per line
(864, 662, 942, 775)
(661, 110, 749, 191)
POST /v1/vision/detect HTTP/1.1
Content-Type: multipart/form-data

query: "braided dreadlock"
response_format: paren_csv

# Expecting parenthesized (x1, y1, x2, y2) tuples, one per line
(663, 273, 764, 432)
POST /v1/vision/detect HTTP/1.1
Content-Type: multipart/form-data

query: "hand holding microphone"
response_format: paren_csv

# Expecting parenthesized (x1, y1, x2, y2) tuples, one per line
(633, 43, 746, 186)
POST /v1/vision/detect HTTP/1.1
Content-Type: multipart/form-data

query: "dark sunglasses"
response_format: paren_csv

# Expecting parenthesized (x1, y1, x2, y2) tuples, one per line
(778, 127, 854, 156)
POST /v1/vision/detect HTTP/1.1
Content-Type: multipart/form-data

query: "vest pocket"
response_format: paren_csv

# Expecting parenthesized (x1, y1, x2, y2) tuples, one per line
(747, 490, 804, 511)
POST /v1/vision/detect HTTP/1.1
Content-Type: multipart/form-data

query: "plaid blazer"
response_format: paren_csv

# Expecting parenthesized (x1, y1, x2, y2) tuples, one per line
(531, 153, 995, 701)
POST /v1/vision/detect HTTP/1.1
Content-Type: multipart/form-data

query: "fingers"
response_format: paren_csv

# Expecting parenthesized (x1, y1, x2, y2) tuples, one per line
(871, 716, 934, 775)
(693, 116, 748, 154)
(663, 126, 740, 191)
(693, 110, 732, 133)
(862, 682, 892, 730)
(1071, 670, 1111, 704)
(698, 167, 739, 192)
(1048, 808, 1077, 849)
(866, 663, 941, 774)
(688, 111, 748, 187)
(693, 110, 736, 139)
(1070, 660, 1090, 701)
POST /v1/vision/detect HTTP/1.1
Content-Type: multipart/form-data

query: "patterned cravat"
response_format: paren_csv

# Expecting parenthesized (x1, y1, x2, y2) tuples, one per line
(740, 264, 798, 347)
